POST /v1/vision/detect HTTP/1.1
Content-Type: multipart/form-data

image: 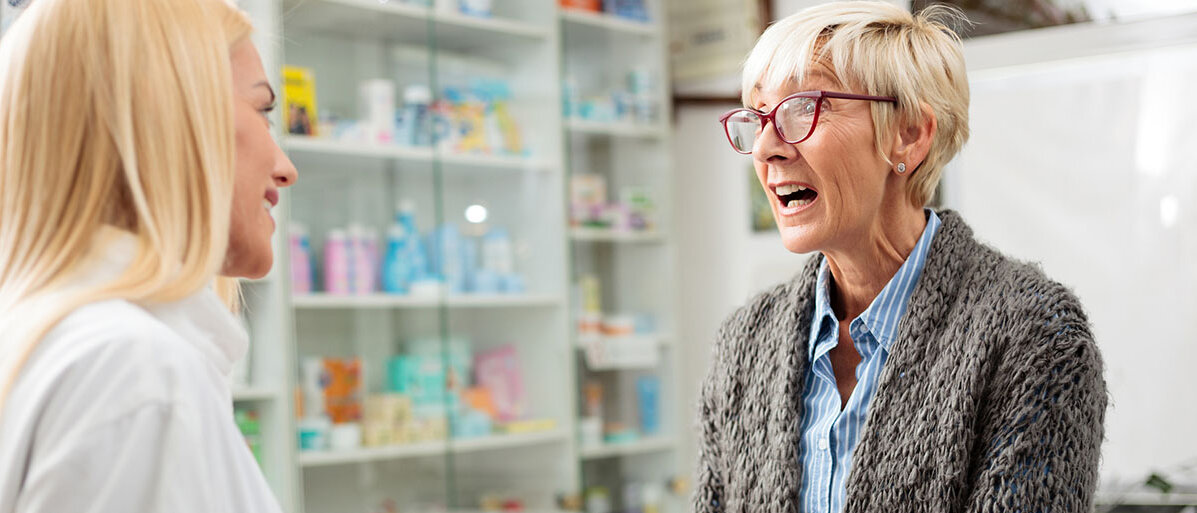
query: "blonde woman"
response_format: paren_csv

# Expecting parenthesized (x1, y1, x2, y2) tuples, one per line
(697, 2, 1106, 512)
(0, 0, 297, 510)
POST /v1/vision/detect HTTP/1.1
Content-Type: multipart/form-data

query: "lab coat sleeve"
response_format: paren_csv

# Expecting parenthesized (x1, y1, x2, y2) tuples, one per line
(14, 399, 218, 513)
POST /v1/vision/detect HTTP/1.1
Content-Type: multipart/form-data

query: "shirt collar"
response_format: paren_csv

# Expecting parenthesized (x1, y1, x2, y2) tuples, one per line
(84, 229, 249, 377)
(808, 209, 942, 357)
(808, 261, 837, 358)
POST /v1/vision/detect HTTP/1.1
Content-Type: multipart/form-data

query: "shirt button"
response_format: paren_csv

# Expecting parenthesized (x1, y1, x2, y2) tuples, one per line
(818, 438, 829, 450)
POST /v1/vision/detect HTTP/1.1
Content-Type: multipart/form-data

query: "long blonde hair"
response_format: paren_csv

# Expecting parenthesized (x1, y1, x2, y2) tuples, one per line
(0, 0, 252, 403)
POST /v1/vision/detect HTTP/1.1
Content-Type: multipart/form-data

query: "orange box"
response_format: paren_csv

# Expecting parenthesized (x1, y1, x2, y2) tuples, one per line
(559, 0, 600, 12)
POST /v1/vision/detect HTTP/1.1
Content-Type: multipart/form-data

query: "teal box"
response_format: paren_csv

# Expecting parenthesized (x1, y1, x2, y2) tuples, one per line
(387, 338, 472, 412)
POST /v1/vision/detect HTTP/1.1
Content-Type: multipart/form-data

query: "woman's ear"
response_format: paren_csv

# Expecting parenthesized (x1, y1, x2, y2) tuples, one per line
(890, 102, 937, 175)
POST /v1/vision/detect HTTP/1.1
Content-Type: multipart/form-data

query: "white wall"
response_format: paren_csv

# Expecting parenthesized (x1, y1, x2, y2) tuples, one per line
(951, 15, 1197, 487)
(671, 105, 811, 481)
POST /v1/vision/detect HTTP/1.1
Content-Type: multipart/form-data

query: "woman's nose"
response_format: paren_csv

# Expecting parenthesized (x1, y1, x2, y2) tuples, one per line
(753, 120, 795, 163)
(273, 142, 298, 188)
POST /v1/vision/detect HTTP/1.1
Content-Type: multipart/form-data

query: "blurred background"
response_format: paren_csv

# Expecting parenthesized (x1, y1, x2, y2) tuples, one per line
(3, 0, 1194, 511)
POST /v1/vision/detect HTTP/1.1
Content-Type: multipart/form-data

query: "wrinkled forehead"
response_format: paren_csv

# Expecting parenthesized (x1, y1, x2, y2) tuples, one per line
(746, 63, 846, 108)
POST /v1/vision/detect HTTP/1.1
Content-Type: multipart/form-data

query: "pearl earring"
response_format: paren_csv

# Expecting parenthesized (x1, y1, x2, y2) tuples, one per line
(897, 162, 907, 174)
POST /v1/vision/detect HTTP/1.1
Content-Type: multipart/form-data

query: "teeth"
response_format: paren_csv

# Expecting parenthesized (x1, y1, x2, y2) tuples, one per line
(776, 184, 809, 196)
(263, 200, 272, 211)
(785, 198, 814, 209)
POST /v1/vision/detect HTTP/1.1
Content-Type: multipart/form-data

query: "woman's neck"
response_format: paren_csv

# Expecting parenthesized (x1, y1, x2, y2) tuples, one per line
(823, 205, 927, 322)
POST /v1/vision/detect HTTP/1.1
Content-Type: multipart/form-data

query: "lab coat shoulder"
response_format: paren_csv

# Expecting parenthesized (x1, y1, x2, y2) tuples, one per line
(36, 298, 213, 417)
(12, 299, 225, 513)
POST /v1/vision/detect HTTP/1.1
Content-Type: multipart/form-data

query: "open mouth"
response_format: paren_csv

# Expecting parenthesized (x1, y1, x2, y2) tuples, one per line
(774, 183, 818, 210)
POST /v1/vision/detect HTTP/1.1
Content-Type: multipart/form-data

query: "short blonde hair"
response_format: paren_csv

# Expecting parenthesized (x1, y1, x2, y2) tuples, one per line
(742, 1, 970, 206)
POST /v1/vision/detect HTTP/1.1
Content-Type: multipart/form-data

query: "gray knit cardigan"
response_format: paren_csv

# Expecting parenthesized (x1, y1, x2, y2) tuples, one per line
(694, 210, 1107, 513)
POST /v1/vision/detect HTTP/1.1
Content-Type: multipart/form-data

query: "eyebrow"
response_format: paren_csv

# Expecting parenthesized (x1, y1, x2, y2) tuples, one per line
(254, 81, 276, 104)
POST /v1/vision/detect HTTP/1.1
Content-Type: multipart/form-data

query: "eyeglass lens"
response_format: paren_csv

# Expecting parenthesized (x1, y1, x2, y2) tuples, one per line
(725, 96, 818, 153)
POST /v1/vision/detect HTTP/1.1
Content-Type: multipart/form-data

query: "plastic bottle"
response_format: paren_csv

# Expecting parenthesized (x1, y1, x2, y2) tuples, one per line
(382, 224, 410, 294)
(323, 229, 351, 295)
(396, 201, 429, 283)
(402, 85, 432, 147)
(289, 223, 312, 294)
(636, 376, 660, 435)
(481, 227, 514, 274)
(359, 79, 395, 145)
(434, 224, 468, 294)
(348, 224, 377, 295)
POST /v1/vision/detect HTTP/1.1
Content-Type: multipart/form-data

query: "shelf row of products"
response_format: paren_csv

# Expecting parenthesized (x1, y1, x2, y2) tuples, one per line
(574, 274, 659, 336)
(354, 0, 506, 20)
(578, 378, 659, 448)
(582, 480, 682, 513)
(289, 203, 524, 297)
(296, 339, 553, 452)
(284, 67, 529, 158)
(559, 0, 651, 22)
(563, 70, 661, 125)
(235, 407, 264, 466)
(571, 175, 656, 232)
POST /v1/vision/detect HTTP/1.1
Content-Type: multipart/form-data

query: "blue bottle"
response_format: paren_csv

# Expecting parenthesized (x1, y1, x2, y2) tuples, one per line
(398, 203, 429, 283)
(382, 201, 431, 294)
(636, 376, 660, 435)
(432, 224, 469, 294)
(382, 224, 409, 294)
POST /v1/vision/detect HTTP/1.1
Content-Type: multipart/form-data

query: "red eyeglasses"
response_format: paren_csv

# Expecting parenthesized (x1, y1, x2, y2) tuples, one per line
(719, 90, 898, 154)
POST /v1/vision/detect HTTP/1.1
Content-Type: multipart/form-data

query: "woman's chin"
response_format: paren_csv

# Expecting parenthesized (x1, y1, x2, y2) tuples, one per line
(220, 245, 273, 279)
(777, 224, 823, 255)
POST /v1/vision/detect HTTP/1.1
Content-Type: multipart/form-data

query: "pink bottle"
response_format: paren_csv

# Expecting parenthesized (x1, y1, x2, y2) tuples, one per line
(323, 229, 351, 295)
(289, 223, 312, 295)
(348, 225, 377, 295)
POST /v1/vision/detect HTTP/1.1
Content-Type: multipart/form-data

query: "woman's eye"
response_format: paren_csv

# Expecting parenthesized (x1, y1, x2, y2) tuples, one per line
(261, 103, 276, 125)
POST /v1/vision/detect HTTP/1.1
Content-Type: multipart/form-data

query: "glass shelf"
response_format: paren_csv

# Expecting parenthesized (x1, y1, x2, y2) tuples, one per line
(291, 293, 563, 309)
(299, 428, 569, 467)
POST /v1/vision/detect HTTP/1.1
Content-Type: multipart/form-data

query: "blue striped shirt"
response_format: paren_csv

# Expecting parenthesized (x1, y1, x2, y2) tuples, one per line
(798, 209, 941, 513)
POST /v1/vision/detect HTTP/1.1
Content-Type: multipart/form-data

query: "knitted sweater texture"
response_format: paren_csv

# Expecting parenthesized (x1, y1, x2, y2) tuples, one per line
(694, 210, 1107, 513)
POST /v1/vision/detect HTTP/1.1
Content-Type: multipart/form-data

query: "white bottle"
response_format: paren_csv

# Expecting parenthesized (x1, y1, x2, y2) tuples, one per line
(359, 79, 395, 145)
(347, 224, 377, 295)
(481, 227, 513, 274)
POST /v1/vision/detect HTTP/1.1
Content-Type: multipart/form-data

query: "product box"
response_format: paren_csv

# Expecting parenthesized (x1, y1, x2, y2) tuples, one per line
(474, 344, 526, 422)
(570, 174, 608, 227)
(559, 0, 600, 11)
(387, 338, 472, 411)
(320, 358, 363, 424)
(282, 65, 318, 136)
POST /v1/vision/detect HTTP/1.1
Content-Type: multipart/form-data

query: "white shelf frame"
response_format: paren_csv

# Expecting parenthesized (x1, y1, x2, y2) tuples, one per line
(299, 428, 570, 467)
(291, 293, 562, 309)
(566, 119, 666, 139)
(559, 8, 658, 36)
(560, 0, 682, 493)
(282, 0, 551, 42)
(570, 227, 664, 243)
(283, 136, 550, 172)
(579, 436, 676, 460)
(1095, 491, 1197, 506)
(232, 386, 283, 402)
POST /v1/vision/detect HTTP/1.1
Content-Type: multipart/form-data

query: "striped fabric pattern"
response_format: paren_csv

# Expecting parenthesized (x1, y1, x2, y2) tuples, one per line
(798, 209, 942, 513)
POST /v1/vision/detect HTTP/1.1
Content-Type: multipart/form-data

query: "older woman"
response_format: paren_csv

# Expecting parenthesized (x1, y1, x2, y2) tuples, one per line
(696, 2, 1106, 512)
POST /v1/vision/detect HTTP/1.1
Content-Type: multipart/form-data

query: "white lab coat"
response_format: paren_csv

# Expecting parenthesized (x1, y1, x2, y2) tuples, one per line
(0, 234, 284, 513)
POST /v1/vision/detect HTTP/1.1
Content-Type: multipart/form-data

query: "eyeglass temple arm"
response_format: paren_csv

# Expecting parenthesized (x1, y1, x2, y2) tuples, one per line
(820, 91, 898, 103)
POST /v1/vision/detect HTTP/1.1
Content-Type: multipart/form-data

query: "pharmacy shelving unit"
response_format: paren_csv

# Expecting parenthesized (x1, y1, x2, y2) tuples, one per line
(560, 2, 684, 512)
(234, 1, 302, 512)
(271, 0, 576, 512)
